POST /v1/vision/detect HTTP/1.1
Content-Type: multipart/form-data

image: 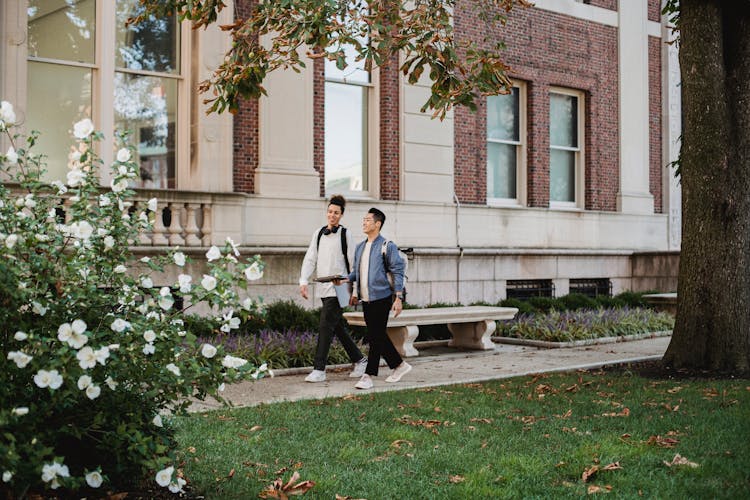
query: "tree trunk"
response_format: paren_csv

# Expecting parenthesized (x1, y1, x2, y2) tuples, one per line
(663, 1, 750, 374)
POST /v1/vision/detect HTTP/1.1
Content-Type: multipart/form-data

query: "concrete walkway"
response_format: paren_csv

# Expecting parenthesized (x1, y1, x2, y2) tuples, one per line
(189, 336, 671, 412)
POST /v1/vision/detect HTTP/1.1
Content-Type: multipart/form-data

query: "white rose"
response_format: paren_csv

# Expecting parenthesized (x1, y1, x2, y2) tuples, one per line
(5, 234, 18, 249)
(2, 471, 12, 483)
(153, 414, 163, 427)
(143, 330, 157, 343)
(99, 194, 111, 207)
(103, 235, 115, 249)
(85, 384, 101, 400)
(5, 147, 18, 165)
(173, 251, 186, 266)
(221, 355, 248, 369)
(155, 466, 173, 487)
(7, 351, 33, 368)
(143, 343, 155, 355)
(85, 471, 103, 488)
(114, 264, 127, 273)
(244, 262, 264, 281)
(205, 245, 221, 262)
(141, 277, 153, 289)
(14, 331, 27, 341)
(201, 275, 217, 291)
(147, 197, 158, 212)
(116, 148, 131, 162)
(11, 407, 29, 416)
(177, 274, 192, 293)
(110, 178, 128, 193)
(73, 118, 95, 139)
(77, 347, 97, 369)
(110, 318, 130, 333)
(66, 168, 86, 187)
(77, 375, 92, 390)
(201, 343, 217, 359)
(166, 363, 181, 376)
(1, 100, 16, 128)
(169, 477, 186, 493)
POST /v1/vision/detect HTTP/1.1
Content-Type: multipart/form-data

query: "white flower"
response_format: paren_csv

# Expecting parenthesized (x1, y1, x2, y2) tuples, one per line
(66, 168, 86, 187)
(220, 310, 241, 333)
(201, 275, 217, 291)
(32, 301, 47, 316)
(143, 342, 155, 355)
(226, 237, 240, 256)
(221, 355, 248, 369)
(143, 330, 156, 343)
(173, 251, 186, 266)
(159, 296, 174, 311)
(51, 180, 68, 195)
(73, 118, 94, 139)
(110, 318, 130, 333)
(11, 407, 28, 416)
(71, 319, 87, 334)
(103, 235, 115, 249)
(70, 220, 94, 240)
(153, 414, 163, 427)
(259, 363, 268, 372)
(41, 461, 70, 488)
(77, 347, 97, 369)
(34, 369, 63, 389)
(155, 466, 174, 487)
(218, 383, 226, 392)
(114, 264, 127, 273)
(94, 346, 110, 365)
(68, 332, 88, 350)
(77, 375, 92, 390)
(169, 477, 186, 493)
(2, 471, 12, 482)
(5, 147, 18, 165)
(244, 262, 264, 281)
(141, 277, 153, 289)
(116, 148, 131, 162)
(105, 376, 118, 390)
(147, 197, 158, 212)
(14, 331, 27, 341)
(110, 178, 128, 193)
(99, 194, 111, 207)
(166, 363, 181, 377)
(7, 351, 33, 368)
(177, 274, 192, 293)
(205, 245, 221, 262)
(85, 470, 103, 488)
(241, 298, 254, 310)
(201, 343, 217, 359)
(1, 100, 16, 129)
(85, 384, 101, 399)
(5, 234, 18, 249)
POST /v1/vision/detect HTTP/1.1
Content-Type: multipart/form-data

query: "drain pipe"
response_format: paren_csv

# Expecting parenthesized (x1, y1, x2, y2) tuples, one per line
(453, 193, 464, 304)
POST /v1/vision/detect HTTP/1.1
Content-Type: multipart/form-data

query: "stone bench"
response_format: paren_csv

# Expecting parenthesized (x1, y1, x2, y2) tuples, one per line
(343, 305, 518, 357)
(643, 292, 677, 316)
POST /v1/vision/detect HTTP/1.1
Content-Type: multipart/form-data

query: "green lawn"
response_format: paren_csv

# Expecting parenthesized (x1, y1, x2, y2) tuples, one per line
(175, 366, 750, 499)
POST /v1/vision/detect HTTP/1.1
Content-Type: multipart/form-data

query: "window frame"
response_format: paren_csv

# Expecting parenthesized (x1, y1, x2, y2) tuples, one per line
(323, 48, 380, 200)
(486, 80, 527, 207)
(549, 86, 585, 210)
(22, 0, 191, 189)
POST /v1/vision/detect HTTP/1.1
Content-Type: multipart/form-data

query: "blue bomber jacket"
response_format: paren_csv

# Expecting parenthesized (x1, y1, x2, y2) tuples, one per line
(347, 234, 405, 302)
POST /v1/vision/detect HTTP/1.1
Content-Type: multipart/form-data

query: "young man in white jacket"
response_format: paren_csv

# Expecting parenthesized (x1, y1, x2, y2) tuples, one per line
(299, 195, 367, 382)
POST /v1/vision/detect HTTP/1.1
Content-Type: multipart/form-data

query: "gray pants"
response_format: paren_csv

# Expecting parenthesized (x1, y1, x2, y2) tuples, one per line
(314, 297, 364, 370)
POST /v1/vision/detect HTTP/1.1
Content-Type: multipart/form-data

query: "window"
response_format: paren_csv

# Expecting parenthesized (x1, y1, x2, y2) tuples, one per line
(506, 279, 555, 300)
(487, 83, 526, 205)
(549, 88, 584, 208)
(26, 0, 187, 189)
(324, 31, 378, 196)
(569, 278, 612, 298)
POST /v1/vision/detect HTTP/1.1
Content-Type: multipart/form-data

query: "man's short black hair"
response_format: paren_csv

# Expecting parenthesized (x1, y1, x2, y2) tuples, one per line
(329, 194, 346, 213)
(368, 207, 386, 227)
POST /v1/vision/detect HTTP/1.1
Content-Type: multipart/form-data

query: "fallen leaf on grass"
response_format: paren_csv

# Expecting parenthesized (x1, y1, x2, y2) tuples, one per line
(582, 462, 621, 482)
(646, 435, 679, 448)
(601, 408, 630, 417)
(259, 471, 315, 499)
(228, 468, 235, 479)
(391, 440, 413, 449)
(470, 417, 493, 424)
(249, 425, 263, 432)
(663, 454, 699, 468)
(703, 388, 719, 398)
(335, 495, 366, 500)
(587, 485, 612, 494)
(449, 475, 465, 484)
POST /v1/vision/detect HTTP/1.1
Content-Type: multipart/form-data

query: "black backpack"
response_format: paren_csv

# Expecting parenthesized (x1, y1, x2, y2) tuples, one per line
(316, 226, 350, 274)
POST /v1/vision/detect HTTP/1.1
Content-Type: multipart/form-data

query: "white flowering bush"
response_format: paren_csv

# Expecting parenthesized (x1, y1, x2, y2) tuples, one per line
(0, 101, 266, 496)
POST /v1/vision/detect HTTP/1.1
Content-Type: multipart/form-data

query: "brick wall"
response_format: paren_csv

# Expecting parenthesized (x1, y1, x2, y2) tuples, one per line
(455, 3, 620, 210)
(649, 35, 663, 214)
(379, 56, 400, 200)
(232, 0, 258, 194)
(588, 0, 617, 10)
(313, 58, 325, 196)
(648, 0, 662, 22)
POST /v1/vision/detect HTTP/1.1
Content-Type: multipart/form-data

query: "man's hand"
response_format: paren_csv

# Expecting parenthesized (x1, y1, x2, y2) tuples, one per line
(349, 295, 359, 307)
(299, 284, 308, 300)
(392, 297, 403, 317)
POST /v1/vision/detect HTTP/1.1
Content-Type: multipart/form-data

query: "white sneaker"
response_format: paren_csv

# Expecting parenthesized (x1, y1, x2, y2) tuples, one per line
(349, 358, 368, 378)
(304, 370, 326, 383)
(354, 374, 373, 390)
(385, 362, 412, 383)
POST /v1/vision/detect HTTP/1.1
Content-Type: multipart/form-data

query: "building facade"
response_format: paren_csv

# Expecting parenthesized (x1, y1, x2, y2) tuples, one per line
(1, 0, 681, 307)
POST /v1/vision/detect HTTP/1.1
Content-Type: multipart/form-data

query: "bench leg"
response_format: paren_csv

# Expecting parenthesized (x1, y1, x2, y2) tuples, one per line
(387, 325, 420, 357)
(447, 320, 496, 350)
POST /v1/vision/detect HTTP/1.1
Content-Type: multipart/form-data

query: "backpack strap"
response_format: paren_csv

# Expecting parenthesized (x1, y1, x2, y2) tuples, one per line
(316, 225, 350, 274)
(381, 239, 390, 272)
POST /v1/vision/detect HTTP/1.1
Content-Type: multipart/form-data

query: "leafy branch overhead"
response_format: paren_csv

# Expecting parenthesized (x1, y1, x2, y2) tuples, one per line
(133, 0, 532, 118)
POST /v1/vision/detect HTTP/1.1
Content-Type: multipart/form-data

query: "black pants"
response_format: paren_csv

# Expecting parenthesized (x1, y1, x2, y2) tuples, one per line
(314, 297, 364, 371)
(362, 296, 403, 376)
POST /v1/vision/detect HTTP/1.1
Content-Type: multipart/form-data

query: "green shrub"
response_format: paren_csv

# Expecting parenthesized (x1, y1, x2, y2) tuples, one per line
(527, 296, 559, 312)
(498, 298, 535, 315)
(0, 111, 266, 496)
(263, 300, 319, 333)
(557, 293, 598, 310)
(614, 291, 652, 308)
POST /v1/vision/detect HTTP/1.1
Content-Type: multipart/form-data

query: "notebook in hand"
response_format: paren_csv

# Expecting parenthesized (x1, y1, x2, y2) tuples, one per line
(313, 275, 346, 283)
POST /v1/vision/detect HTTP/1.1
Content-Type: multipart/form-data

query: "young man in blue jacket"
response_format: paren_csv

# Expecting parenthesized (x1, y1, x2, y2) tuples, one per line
(299, 195, 367, 382)
(341, 207, 411, 390)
